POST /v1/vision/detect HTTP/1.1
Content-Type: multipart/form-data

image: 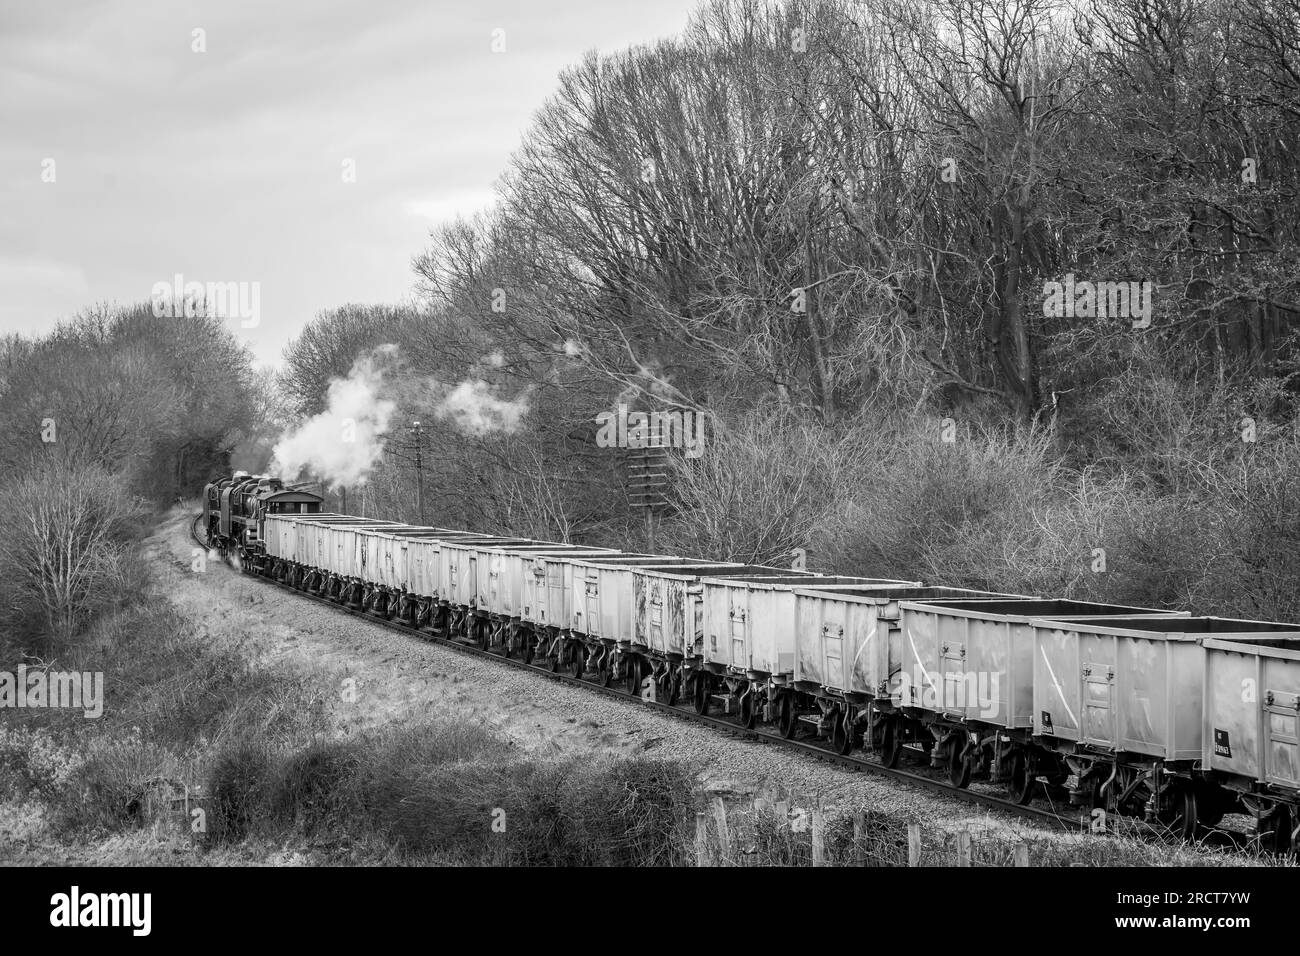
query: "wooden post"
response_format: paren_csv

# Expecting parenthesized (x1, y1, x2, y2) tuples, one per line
(1014, 841, 1030, 867)
(908, 822, 922, 867)
(811, 807, 825, 865)
(956, 829, 972, 868)
(695, 811, 708, 866)
(712, 797, 731, 864)
(852, 814, 865, 865)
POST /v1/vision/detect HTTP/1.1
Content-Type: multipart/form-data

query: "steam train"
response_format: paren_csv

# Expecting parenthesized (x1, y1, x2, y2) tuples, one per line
(201, 471, 1300, 854)
(202, 471, 325, 556)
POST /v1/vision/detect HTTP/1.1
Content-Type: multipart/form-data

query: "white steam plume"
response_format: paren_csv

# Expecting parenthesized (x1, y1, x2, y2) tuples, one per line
(271, 346, 530, 488)
(435, 378, 529, 436)
(271, 349, 397, 489)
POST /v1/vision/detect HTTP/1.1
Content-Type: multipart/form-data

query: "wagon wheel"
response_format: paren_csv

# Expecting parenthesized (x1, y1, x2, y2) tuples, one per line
(570, 645, 586, 679)
(521, 633, 535, 666)
(476, 619, 491, 652)
(597, 652, 615, 688)
(1008, 749, 1036, 806)
(880, 716, 904, 768)
(692, 673, 712, 716)
(1259, 804, 1295, 855)
(739, 688, 758, 729)
(777, 692, 799, 739)
(948, 738, 972, 789)
(665, 669, 682, 707)
(1157, 783, 1199, 842)
(624, 656, 642, 696)
(830, 708, 854, 755)
(1197, 797, 1225, 830)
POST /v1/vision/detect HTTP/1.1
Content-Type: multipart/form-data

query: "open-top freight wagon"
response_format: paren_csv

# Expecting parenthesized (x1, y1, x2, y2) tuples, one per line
(1028, 615, 1300, 837)
(204, 471, 1300, 852)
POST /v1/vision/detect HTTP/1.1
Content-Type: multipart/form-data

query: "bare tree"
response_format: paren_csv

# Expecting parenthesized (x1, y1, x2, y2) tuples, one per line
(0, 457, 144, 646)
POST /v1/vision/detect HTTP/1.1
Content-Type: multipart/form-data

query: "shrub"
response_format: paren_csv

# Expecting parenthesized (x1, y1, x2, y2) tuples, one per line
(205, 741, 275, 843)
(200, 721, 695, 865)
(659, 408, 881, 567)
(0, 725, 79, 802)
(50, 729, 181, 834)
(0, 456, 146, 650)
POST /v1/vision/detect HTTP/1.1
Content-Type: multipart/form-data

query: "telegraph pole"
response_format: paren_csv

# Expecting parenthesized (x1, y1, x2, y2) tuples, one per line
(410, 420, 425, 524)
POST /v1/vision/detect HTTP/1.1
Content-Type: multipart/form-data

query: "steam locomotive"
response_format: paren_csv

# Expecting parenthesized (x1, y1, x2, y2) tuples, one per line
(202, 471, 324, 570)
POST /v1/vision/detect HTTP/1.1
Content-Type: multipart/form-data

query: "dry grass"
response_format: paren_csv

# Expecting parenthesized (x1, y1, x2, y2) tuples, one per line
(201, 723, 695, 865)
(692, 795, 1295, 868)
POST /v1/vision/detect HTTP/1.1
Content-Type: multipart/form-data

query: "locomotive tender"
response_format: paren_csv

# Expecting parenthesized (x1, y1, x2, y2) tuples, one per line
(202, 471, 1300, 853)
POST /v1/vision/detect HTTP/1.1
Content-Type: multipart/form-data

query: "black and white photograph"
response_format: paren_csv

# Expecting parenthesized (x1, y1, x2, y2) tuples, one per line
(1, 0, 1297, 932)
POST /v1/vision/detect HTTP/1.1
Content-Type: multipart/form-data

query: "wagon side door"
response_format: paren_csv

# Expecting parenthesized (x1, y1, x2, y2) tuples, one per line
(642, 575, 663, 649)
(1080, 634, 1118, 748)
(727, 587, 749, 670)
(487, 552, 503, 612)
(702, 584, 728, 664)
(822, 614, 845, 691)
(1264, 689, 1300, 789)
(683, 584, 701, 659)
(938, 617, 969, 714)
(546, 558, 567, 627)
(574, 566, 598, 635)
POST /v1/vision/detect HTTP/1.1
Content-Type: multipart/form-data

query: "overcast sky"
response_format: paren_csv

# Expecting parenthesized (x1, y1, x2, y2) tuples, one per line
(0, 0, 699, 365)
